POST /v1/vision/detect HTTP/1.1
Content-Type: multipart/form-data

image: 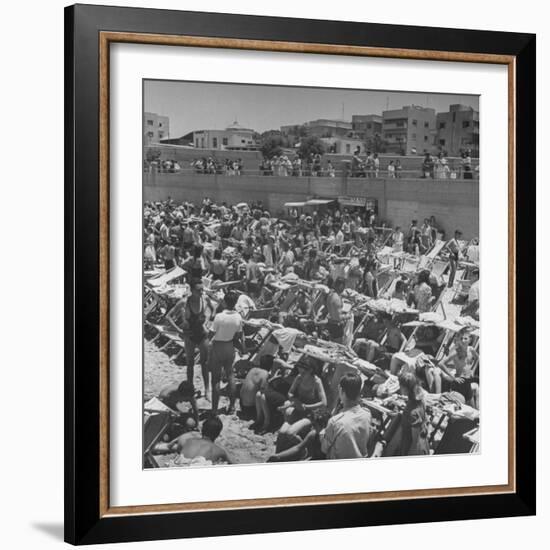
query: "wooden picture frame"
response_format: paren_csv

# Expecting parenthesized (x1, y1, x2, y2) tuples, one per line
(65, 3, 536, 545)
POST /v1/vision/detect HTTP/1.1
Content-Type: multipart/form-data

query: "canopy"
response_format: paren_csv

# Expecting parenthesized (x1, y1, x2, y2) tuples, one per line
(338, 196, 368, 207)
(284, 201, 307, 207)
(305, 199, 335, 206)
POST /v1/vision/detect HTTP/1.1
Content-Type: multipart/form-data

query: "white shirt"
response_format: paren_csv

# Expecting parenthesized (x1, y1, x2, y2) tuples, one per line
(236, 294, 256, 318)
(210, 310, 243, 342)
(321, 405, 372, 459)
(466, 245, 480, 263)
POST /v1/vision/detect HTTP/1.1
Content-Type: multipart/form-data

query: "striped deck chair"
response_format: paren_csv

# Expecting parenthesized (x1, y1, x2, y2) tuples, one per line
(144, 290, 160, 318)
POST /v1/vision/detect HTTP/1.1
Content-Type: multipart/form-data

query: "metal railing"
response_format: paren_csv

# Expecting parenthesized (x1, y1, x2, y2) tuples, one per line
(143, 166, 478, 180)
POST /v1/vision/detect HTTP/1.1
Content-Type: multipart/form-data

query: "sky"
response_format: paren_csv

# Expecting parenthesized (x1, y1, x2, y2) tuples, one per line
(144, 79, 479, 138)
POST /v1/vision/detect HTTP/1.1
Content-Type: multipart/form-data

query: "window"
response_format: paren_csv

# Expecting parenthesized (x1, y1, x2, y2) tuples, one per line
(158, 132, 164, 139)
(159, 122, 163, 127)
(452, 112, 456, 122)
(147, 120, 153, 126)
(411, 133, 417, 140)
(396, 121, 405, 128)
(412, 119, 418, 126)
(367, 123, 372, 129)
(462, 120, 471, 128)
(222, 137, 228, 146)
(147, 131, 154, 138)
(424, 136, 428, 142)
(241, 139, 246, 143)
(345, 144, 351, 153)
(439, 122, 446, 129)
(212, 137, 218, 148)
(364, 199, 378, 212)
(439, 139, 446, 146)
(195, 140, 199, 147)
(424, 122, 429, 128)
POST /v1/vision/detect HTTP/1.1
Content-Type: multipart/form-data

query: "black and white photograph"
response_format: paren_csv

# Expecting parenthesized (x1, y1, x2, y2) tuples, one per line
(142, 79, 481, 468)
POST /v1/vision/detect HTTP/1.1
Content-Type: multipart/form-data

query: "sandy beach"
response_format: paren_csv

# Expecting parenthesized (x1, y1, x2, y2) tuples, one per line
(144, 339, 276, 466)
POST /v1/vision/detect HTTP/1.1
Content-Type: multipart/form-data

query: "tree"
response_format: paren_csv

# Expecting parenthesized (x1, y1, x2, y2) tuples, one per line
(298, 136, 325, 159)
(364, 133, 388, 154)
(260, 133, 289, 159)
(145, 147, 162, 162)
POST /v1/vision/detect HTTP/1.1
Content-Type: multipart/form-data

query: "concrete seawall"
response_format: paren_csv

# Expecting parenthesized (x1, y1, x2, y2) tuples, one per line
(144, 172, 479, 239)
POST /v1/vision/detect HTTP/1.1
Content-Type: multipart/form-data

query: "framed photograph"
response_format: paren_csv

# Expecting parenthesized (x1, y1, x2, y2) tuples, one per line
(65, 4, 536, 545)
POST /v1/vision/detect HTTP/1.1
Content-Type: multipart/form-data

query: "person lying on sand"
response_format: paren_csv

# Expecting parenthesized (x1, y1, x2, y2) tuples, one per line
(169, 416, 232, 464)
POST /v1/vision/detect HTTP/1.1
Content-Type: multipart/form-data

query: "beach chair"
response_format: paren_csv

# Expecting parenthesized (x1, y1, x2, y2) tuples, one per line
(431, 258, 449, 281)
(425, 239, 446, 260)
(144, 290, 160, 318)
(147, 266, 185, 288)
(430, 286, 448, 318)
(143, 411, 172, 468)
(401, 254, 421, 274)
(247, 307, 277, 320)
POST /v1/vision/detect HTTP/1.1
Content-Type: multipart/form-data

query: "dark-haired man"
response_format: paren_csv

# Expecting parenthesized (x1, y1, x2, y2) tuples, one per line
(320, 373, 372, 460)
(208, 291, 244, 414)
(170, 416, 231, 464)
(158, 379, 199, 427)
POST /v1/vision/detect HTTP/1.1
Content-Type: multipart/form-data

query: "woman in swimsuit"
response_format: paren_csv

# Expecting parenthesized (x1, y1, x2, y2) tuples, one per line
(283, 361, 327, 422)
(180, 280, 210, 399)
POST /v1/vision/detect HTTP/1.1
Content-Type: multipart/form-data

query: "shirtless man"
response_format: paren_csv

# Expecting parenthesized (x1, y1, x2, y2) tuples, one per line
(325, 277, 347, 344)
(435, 330, 479, 408)
(170, 416, 231, 464)
(239, 355, 273, 420)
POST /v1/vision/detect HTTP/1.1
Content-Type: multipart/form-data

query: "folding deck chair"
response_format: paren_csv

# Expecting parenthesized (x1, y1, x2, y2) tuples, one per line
(144, 290, 160, 318)
(143, 411, 172, 468)
(147, 266, 185, 288)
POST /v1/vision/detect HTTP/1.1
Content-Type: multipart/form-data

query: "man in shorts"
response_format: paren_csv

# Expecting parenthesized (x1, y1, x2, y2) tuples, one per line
(208, 291, 244, 414)
(325, 277, 347, 344)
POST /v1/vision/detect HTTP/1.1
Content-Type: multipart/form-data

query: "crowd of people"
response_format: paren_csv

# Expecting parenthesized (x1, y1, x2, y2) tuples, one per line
(143, 197, 480, 467)
(421, 150, 476, 180)
(259, 153, 336, 177)
(190, 157, 245, 175)
(145, 149, 477, 179)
